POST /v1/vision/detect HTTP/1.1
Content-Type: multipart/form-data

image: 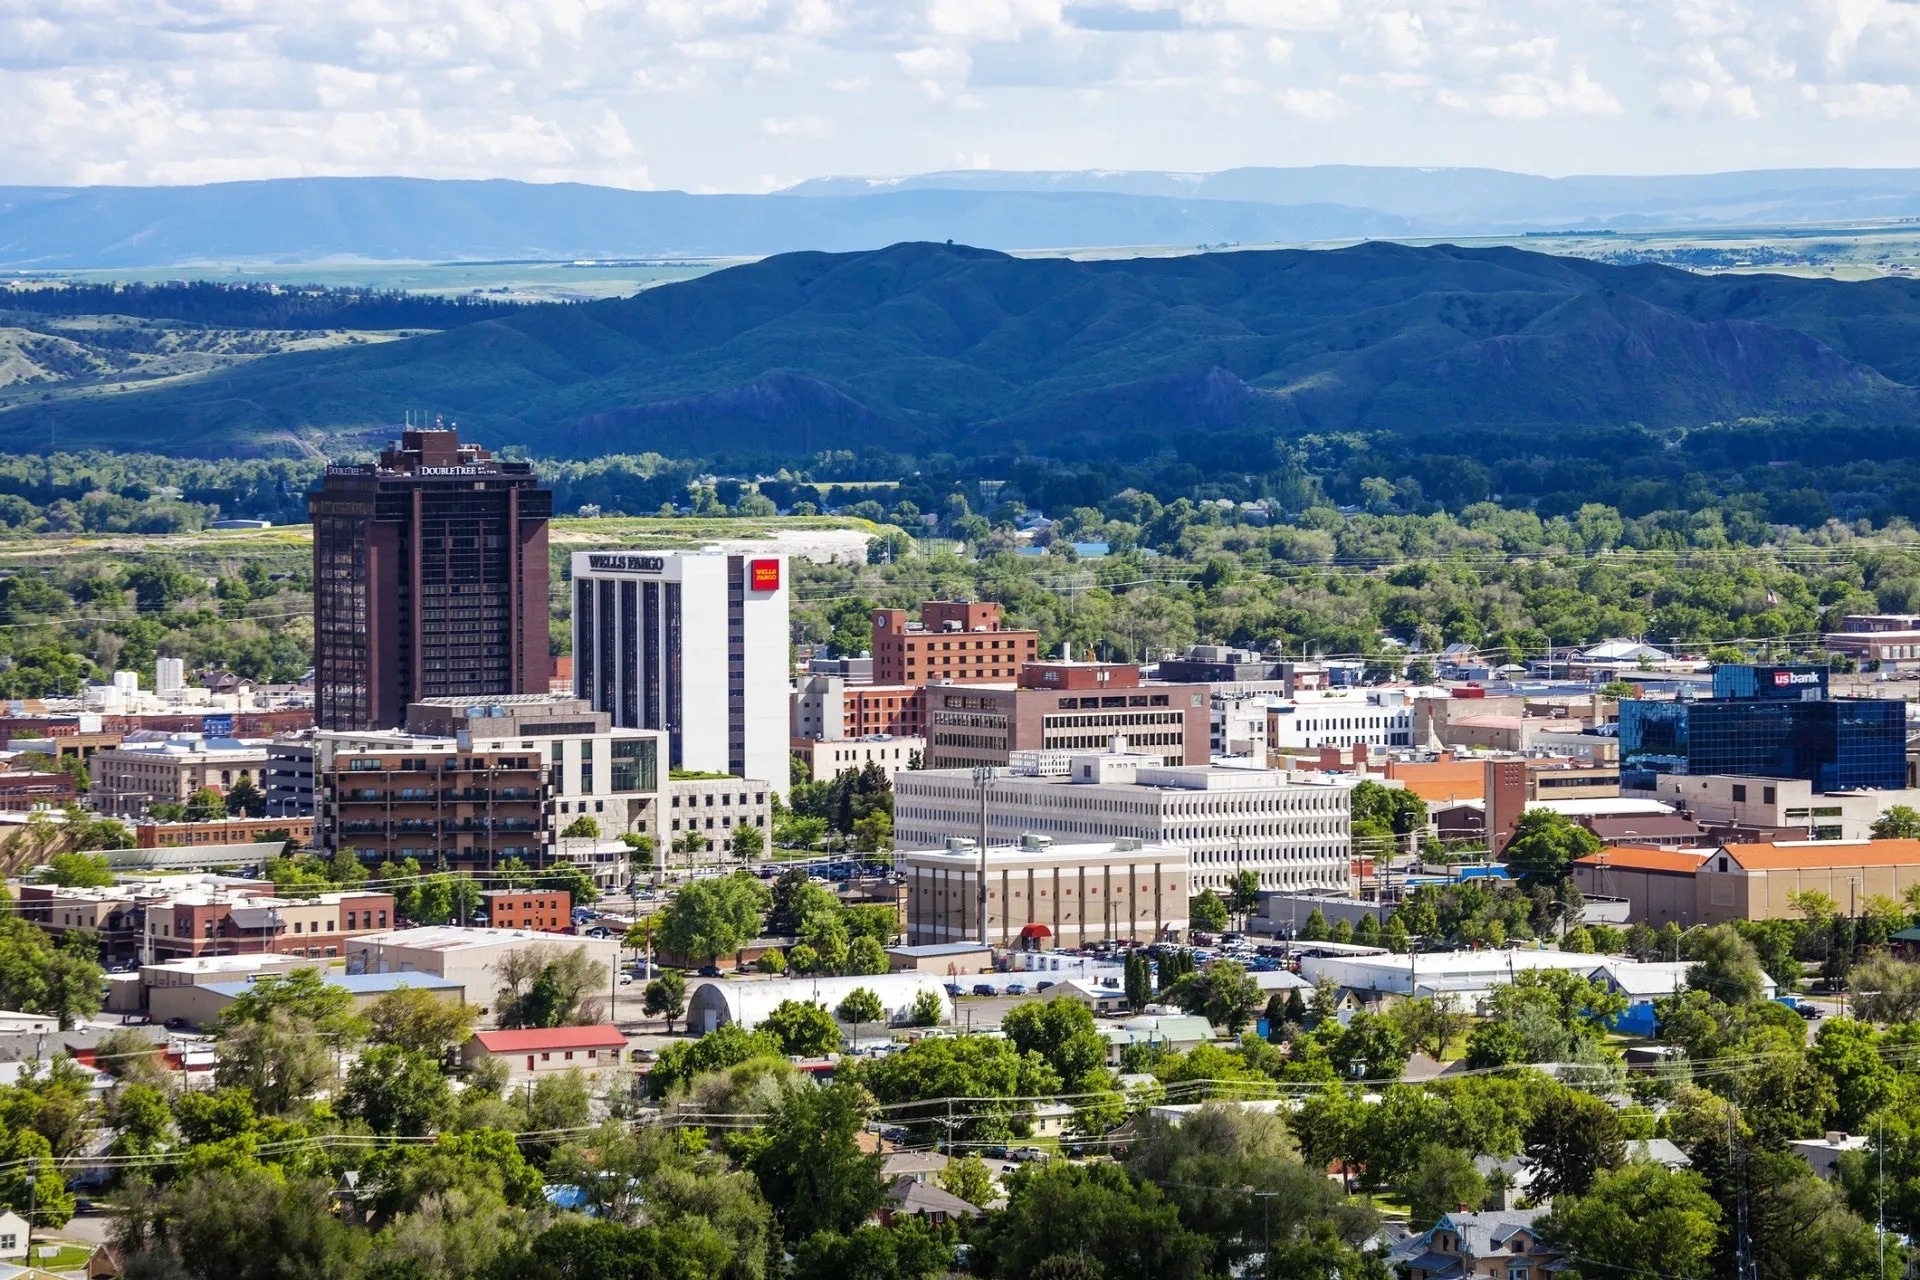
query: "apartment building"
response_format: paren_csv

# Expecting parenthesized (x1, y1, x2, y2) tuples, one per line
(316, 696, 665, 870)
(264, 739, 316, 817)
(923, 663, 1210, 771)
(901, 833, 1191, 947)
(896, 749, 1354, 894)
(871, 601, 1040, 686)
(134, 816, 314, 848)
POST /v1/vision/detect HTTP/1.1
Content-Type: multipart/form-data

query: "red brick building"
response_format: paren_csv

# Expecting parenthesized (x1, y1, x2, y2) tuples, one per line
(480, 889, 571, 931)
(0, 771, 75, 811)
(871, 601, 1041, 686)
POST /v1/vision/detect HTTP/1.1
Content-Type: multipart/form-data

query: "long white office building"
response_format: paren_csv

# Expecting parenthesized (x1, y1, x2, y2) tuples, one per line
(893, 747, 1356, 894)
(570, 550, 790, 796)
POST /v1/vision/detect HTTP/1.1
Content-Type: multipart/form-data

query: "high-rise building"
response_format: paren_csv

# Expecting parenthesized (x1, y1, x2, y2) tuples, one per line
(921, 661, 1211, 771)
(308, 428, 553, 731)
(1619, 664, 1907, 793)
(570, 550, 790, 793)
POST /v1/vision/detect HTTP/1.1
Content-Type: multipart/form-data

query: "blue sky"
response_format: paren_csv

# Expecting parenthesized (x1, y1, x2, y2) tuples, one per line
(5, 0, 1920, 190)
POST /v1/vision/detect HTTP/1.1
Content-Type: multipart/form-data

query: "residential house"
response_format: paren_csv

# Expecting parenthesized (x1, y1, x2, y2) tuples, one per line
(1392, 1208, 1561, 1280)
(462, 1025, 628, 1078)
(878, 1176, 983, 1229)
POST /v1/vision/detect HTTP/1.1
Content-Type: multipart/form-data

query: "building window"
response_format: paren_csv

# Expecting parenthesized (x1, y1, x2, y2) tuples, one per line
(1731, 784, 1747, 801)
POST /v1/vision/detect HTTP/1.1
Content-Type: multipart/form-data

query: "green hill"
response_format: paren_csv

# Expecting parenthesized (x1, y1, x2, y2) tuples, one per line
(6, 240, 1919, 458)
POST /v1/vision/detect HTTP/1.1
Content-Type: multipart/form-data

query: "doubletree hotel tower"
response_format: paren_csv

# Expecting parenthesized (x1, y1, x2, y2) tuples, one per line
(571, 550, 790, 795)
(309, 429, 553, 731)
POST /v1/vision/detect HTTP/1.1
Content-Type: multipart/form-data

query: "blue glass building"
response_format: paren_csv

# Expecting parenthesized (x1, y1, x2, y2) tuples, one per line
(1619, 665, 1906, 792)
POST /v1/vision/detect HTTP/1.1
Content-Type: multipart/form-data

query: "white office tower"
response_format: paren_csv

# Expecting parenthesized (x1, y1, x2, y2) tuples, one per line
(155, 657, 185, 694)
(571, 550, 790, 795)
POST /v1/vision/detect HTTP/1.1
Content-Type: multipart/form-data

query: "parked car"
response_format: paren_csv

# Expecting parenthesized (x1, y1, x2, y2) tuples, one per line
(697, 965, 723, 978)
(1005, 983, 1028, 995)
(971, 983, 996, 997)
(944, 983, 964, 997)
(1036, 981, 1055, 992)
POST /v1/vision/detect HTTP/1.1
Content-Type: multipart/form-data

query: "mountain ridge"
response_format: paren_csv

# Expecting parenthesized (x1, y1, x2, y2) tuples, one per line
(5, 239, 1918, 460)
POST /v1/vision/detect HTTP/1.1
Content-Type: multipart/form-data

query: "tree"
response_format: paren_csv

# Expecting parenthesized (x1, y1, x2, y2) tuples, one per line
(910, 988, 944, 1027)
(364, 984, 477, 1058)
(973, 1161, 1210, 1280)
(656, 873, 770, 964)
(1686, 924, 1768, 1004)
(846, 935, 888, 975)
(750, 1081, 885, 1239)
(1504, 808, 1602, 891)
(835, 986, 887, 1029)
(731, 823, 766, 863)
(1874, 804, 1920, 840)
(1543, 1162, 1721, 1280)
(1298, 907, 1330, 942)
(495, 947, 606, 1029)
(793, 1220, 953, 1280)
(1227, 869, 1260, 928)
(1124, 951, 1153, 1009)
(1526, 1089, 1624, 1200)
(848, 1034, 1062, 1144)
(224, 774, 265, 818)
(1388, 995, 1470, 1061)
(1165, 960, 1265, 1034)
(559, 814, 600, 839)
(646, 1023, 783, 1099)
(851, 809, 893, 853)
(1190, 889, 1230, 934)
(341, 1044, 451, 1134)
(44, 851, 114, 887)
(643, 969, 687, 1032)
(1003, 999, 1108, 1082)
(183, 786, 229, 822)
(765, 999, 841, 1056)
(1329, 1010, 1411, 1081)
(1848, 953, 1920, 1023)
(113, 1167, 360, 1280)
(1405, 1143, 1488, 1229)
(941, 1152, 996, 1206)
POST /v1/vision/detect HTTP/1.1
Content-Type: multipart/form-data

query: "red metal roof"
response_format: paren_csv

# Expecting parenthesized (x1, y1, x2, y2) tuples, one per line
(471, 1025, 628, 1053)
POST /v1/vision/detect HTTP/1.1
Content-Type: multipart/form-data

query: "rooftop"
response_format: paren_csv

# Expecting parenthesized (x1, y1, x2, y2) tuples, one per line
(349, 925, 591, 952)
(1724, 838, 1920, 871)
(204, 972, 463, 999)
(1574, 845, 1713, 875)
(471, 1025, 628, 1053)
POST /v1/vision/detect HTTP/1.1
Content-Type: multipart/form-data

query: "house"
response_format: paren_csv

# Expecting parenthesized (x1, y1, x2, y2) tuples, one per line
(1026, 1100, 1074, 1137)
(1627, 1138, 1691, 1171)
(1789, 1132, 1869, 1180)
(0, 1211, 27, 1260)
(1045, 977, 1131, 1016)
(1100, 1014, 1215, 1064)
(462, 1025, 628, 1078)
(1392, 1208, 1561, 1280)
(879, 1175, 983, 1228)
(880, 1150, 949, 1185)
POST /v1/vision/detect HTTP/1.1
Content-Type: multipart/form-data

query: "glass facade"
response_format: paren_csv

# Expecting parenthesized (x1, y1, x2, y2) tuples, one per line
(1621, 696, 1906, 791)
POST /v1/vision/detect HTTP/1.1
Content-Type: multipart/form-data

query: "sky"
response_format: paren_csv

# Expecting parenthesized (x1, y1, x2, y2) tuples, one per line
(6, 0, 1920, 191)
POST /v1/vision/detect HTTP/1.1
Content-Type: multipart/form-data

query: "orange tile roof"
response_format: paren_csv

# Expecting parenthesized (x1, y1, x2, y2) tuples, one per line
(1722, 839, 1920, 871)
(1574, 845, 1711, 875)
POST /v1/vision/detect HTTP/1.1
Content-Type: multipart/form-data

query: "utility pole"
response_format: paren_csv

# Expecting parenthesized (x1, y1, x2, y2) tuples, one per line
(972, 766, 996, 947)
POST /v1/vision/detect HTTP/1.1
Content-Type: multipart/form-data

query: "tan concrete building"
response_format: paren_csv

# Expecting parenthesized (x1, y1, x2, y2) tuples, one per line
(790, 735, 925, 784)
(1574, 837, 1920, 926)
(89, 734, 269, 815)
(153, 969, 464, 1030)
(464, 1025, 628, 1079)
(344, 926, 620, 1022)
(901, 833, 1190, 947)
(1571, 845, 1713, 927)
(1630, 774, 1920, 842)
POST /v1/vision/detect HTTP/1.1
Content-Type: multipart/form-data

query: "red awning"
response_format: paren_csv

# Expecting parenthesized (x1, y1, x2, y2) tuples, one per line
(1018, 923, 1053, 940)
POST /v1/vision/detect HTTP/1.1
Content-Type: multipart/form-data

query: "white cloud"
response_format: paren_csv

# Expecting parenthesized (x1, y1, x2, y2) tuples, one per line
(0, 0, 1916, 189)
(1277, 85, 1344, 116)
(761, 113, 832, 136)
